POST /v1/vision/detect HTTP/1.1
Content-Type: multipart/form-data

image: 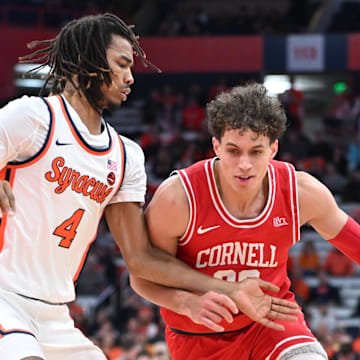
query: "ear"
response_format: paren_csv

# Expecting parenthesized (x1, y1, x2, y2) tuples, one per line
(270, 140, 278, 159)
(212, 137, 220, 157)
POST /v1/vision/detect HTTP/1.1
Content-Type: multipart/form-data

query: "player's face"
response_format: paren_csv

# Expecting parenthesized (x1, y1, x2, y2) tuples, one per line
(213, 128, 278, 193)
(100, 34, 134, 111)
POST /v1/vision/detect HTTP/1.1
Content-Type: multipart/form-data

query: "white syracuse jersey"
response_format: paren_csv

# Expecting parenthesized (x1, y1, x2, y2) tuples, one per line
(0, 95, 127, 303)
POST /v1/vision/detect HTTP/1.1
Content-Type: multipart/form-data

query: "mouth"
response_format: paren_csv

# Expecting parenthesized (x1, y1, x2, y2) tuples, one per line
(119, 88, 131, 101)
(235, 175, 254, 182)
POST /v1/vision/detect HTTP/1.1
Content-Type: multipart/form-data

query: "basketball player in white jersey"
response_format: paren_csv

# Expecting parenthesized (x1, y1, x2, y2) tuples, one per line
(0, 14, 300, 360)
(131, 84, 360, 359)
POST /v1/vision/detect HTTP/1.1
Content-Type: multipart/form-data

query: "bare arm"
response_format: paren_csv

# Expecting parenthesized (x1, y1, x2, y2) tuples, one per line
(130, 275, 238, 332)
(297, 171, 348, 238)
(298, 171, 360, 266)
(105, 199, 241, 293)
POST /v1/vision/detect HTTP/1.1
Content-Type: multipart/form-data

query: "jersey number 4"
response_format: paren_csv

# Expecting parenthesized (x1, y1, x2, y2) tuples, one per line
(53, 209, 85, 248)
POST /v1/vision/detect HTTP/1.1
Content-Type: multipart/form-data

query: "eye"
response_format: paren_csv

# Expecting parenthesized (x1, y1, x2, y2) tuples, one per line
(227, 148, 238, 154)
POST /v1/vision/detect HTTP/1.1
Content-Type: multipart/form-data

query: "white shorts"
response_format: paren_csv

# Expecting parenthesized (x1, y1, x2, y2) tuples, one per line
(0, 288, 106, 360)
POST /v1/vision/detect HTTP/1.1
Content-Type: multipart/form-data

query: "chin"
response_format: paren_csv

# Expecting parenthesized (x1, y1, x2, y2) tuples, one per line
(107, 101, 122, 113)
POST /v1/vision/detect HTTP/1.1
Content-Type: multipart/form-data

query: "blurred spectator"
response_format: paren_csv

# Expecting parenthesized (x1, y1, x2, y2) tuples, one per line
(96, 320, 122, 360)
(298, 239, 320, 276)
(181, 96, 206, 131)
(135, 350, 152, 360)
(309, 271, 341, 306)
(117, 337, 141, 360)
(150, 339, 171, 360)
(307, 303, 338, 339)
(323, 248, 355, 276)
(322, 162, 347, 196)
(331, 341, 360, 360)
(324, 93, 352, 137)
(278, 129, 310, 164)
(208, 77, 229, 101)
(279, 76, 304, 133)
(342, 165, 360, 202)
(76, 253, 107, 295)
(288, 266, 310, 307)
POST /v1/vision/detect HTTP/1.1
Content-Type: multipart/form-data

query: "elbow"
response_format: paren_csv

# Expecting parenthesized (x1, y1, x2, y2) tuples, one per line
(129, 275, 139, 293)
(125, 255, 147, 278)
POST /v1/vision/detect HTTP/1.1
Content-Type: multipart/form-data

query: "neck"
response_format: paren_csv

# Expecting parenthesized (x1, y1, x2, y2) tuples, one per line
(62, 88, 103, 135)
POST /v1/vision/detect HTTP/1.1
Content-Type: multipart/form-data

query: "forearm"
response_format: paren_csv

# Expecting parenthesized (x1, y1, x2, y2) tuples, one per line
(328, 216, 360, 264)
(130, 275, 194, 315)
(129, 244, 237, 296)
(105, 201, 237, 296)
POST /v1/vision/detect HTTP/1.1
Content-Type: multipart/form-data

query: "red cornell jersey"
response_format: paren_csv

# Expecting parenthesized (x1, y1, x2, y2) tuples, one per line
(161, 157, 300, 333)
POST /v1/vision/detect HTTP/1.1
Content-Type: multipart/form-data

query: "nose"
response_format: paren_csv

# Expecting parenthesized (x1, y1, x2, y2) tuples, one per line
(238, 155, 252, 171)
(125, 68, 134, 85)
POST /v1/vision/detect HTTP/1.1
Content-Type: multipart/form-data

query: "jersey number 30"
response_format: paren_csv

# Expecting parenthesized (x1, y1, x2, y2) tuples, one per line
(53, 209, 85, 248)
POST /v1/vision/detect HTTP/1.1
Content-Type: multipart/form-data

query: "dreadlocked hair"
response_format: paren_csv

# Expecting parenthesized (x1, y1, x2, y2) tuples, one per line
(19, 13, 160, 113)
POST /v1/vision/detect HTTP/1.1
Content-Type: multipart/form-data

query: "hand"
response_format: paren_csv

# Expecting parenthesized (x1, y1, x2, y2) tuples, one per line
(230, 277, 300, 331)
(182, 291, 239, 332)
(0, 180, 15, 217)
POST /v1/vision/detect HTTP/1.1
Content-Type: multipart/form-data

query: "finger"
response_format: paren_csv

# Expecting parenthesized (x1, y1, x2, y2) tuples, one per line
(267, 311, 299, 322)
(212, 293, 239, 315)
(272, 298, 300, 310)
(258, 318, 285, 331)
(206, 302, 234, 323)
(258, 279, 280, 293)
(199, 318, 225, 332)
(271, 302, 301, 315)
(200, 309, 223, 324)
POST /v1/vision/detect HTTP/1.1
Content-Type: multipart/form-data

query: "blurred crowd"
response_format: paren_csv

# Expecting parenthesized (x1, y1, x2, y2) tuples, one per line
(4, 0, 360, 35)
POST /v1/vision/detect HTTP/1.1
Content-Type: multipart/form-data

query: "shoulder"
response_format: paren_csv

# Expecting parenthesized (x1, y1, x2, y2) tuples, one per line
(2, 95, 47, 114)
(118, 134, 145, 162)
(145, 174, 189, 238)
(296, 171, 338, 224)
(148, 175, 187, 210)
(1, 95, 50, 127)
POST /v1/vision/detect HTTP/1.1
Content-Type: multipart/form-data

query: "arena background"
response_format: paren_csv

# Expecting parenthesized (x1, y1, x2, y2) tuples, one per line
(2, 1, 360, 359)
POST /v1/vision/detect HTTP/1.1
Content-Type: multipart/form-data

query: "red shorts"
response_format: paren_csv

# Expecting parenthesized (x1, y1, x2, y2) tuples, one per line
(165, 314, 316, 360)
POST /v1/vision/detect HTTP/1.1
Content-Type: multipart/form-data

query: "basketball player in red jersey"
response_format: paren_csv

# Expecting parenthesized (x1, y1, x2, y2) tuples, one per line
(131, 83, 360, 359)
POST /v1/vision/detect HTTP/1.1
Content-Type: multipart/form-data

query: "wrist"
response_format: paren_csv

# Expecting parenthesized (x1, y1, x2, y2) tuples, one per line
(178, 291, 197, 317)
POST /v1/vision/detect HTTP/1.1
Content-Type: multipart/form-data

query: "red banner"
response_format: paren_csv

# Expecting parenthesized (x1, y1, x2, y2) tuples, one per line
(135, 36, 263, 73)
(0, 27, 262, 100)
(348, 34, 360, 70)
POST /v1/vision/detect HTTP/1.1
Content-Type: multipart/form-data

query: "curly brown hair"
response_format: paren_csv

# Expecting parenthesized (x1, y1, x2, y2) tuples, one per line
(206, 83, 287, 143)
(19, 13, 160, 113)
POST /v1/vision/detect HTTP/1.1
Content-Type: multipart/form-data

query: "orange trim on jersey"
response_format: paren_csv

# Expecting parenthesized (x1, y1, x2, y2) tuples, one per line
(56, 95, 113, 156)
(0, 167, 16, 253)
(7, 99, 56, 169)
(112, 135, 126, 195)
(0, 168, 5, 181)
(72, 232, 97, 283)
(0, 324, 36, 339)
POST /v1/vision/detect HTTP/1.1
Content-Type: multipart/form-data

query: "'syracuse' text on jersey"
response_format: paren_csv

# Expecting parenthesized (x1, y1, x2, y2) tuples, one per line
(161, 157, 300, 333)
(0, 95, 134, 303)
